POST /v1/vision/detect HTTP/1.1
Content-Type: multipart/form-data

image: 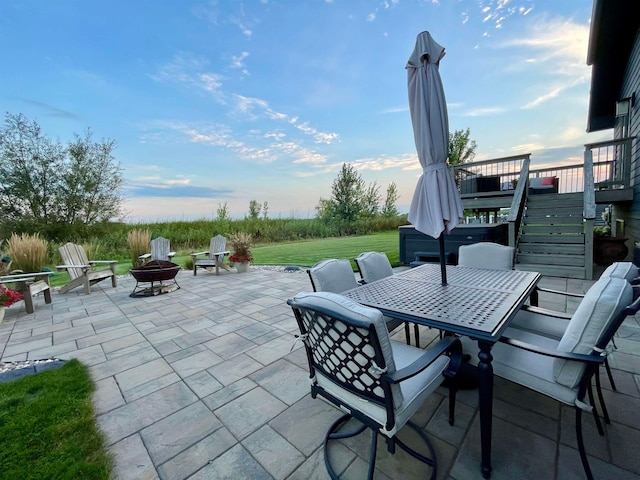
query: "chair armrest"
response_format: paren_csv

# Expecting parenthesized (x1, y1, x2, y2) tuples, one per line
(535, 286, 585, 298)
(168, 251, 176, 258)
(191, 251, 209, 258)
(212, 250, 230, 255)
(88, 260, 117, 265)
(0, 272, 53, 282)
(388, 337, 462, 384)
(139, 253, 151, 260)
(520, 304, 572, 319)
(499, 335, 604, 365)
(529, 286, 585, 307)
(57, 264, 90, 270)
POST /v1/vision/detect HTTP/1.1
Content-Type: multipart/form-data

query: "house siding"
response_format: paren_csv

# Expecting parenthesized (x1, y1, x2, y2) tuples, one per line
(613, 26, 640, 249)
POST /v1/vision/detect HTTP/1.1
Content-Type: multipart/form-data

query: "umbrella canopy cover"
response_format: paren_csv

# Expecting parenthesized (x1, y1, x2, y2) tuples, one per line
(406, 31, 463, 239)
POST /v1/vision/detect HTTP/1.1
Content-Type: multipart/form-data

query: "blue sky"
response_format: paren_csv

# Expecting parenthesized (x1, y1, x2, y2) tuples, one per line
(0, 0, 607, 221)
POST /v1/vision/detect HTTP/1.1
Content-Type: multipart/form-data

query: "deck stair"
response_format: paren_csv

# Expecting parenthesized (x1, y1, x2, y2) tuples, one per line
(514, 192, 587, 279)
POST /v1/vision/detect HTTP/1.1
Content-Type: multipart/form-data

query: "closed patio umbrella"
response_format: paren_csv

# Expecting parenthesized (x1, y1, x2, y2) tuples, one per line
(407, 31, 463, 284)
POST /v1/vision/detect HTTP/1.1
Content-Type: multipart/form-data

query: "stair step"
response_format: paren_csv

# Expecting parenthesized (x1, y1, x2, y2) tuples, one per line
(521, 225, 585, 235)
(519, 234, 585, 244)
(517, 243, 585, 255)
(516, 253, 585, 267)
(526, 193, 583, 205)
(515, 263, 586, 279)
(524, 212, 583, 223)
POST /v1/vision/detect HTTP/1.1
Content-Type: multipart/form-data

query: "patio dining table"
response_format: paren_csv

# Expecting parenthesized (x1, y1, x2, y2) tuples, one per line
(342, 263, 541, 479)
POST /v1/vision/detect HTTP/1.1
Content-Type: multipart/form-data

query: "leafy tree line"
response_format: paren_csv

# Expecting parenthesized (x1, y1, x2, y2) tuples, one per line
(311, 128, 475, 235)
(0, 113, 123, 240)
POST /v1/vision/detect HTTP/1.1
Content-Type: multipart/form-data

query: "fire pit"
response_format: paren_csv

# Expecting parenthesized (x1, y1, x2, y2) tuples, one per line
(129, 260, 181, 297)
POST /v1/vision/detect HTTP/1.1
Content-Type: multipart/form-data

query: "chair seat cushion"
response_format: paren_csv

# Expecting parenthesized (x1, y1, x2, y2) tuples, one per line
(460, 334, 580, 407)
(315, 340, 449, 436)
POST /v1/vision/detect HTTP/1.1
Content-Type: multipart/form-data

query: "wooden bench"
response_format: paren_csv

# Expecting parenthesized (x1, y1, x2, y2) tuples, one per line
(0, 272, 52, 314)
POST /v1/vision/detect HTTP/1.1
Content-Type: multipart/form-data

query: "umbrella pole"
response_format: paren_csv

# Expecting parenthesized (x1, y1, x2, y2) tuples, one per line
(438, 234, 447, 285)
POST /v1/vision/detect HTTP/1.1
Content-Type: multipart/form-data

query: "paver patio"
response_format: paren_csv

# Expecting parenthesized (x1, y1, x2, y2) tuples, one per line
(1, 266, 639, 479)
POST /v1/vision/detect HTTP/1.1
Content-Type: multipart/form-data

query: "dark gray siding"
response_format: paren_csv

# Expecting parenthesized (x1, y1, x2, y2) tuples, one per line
(613, 26, 640, 250)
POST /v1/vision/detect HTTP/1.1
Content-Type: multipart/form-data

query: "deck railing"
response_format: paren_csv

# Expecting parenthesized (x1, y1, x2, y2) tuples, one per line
(451, 154, 529, 194)
(451, 137, 632, 196)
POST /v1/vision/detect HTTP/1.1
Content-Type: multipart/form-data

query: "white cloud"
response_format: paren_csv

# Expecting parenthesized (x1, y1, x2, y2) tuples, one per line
(230, 51, 250, 76)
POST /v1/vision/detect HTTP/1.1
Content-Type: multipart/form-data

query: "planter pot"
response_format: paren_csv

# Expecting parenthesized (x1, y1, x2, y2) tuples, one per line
(235, 262, 250, 273)
(594, 236, 629, 266)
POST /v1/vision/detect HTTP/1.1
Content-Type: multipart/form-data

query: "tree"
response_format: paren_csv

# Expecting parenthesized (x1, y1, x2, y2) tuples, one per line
(62, 130, 122, 225)
(448, 128, 477, 166)
(262, 201, 269, 219)
(361, 182, 381, 218)
(0, 113, 123, 234)
(248, 200, 260, 219)
(316, 163, 366, 223)
(381, 182, 400, 217)
(216, 202, 229, 221)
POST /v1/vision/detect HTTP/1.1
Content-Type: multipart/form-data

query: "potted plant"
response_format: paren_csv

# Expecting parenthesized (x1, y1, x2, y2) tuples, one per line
(229, 232, 253, 273)
(0, 284, 23, 323)
(593, 206, 628, 266)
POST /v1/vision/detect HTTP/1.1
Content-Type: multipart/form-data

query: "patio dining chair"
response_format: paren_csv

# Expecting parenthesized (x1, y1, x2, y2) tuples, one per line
(462, 276, 640, 480)
(354, 251, 419, 346)
(457, 242, 515, 270)
(307, 259, 408, 343)
(288, 291, 462, 480)
(512, 261, 640, 428)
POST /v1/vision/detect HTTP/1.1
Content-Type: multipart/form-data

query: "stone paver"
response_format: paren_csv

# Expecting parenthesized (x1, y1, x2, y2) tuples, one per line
(0, 266, 639, 479)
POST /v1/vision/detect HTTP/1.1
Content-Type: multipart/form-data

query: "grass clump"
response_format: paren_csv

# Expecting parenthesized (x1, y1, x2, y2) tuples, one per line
(6, 232, 49, 273)
(126, 228, 151, 267)
(0, 359, 112, 479)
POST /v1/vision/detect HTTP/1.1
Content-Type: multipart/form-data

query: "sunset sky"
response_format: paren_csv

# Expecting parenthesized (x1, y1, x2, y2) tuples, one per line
(0, 0, 608, 221)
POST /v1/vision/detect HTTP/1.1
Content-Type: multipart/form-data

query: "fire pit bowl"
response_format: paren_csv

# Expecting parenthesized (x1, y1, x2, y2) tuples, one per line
(130, 260, 181, 297)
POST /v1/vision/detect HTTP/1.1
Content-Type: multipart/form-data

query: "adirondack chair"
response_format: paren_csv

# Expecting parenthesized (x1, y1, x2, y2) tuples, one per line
(57, 242, 117, 294)
(0, 272, 52, 314)
(138, 237, 176, 264)
(190, 235, 230, 276)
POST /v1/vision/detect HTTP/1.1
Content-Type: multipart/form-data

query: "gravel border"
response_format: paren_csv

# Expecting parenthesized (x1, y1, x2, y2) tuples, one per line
(0, 358, 67, 383)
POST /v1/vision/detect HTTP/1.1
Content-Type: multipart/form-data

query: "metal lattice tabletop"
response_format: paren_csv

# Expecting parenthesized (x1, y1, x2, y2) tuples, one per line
(343, 264, 540, 339)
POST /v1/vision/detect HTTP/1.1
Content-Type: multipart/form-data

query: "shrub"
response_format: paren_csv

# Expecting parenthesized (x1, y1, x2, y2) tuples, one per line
(127, 229, 151, 267)
(7, 233, 48, 273)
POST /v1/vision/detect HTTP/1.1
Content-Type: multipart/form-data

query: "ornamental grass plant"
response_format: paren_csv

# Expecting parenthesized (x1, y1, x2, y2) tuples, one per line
(127, 228, 151, 267)
(6, 232, 48, 273)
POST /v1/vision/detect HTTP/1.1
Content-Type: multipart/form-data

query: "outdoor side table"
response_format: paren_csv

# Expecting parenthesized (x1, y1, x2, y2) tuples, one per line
(342, 263, 540, 479)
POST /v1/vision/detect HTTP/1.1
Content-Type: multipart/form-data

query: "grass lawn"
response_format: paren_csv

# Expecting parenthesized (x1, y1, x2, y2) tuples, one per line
(47, 231, 402, 287)
(0, 360, 112, 479)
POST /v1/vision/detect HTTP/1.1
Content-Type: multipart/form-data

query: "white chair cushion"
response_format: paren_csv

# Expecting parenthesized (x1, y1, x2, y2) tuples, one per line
(457, 242, 514, 270)
(554, 277, 632, 388)
(308, 259, 359, 293)
(460, 334, 580, 407)
(356, 252, 394, 283)
(600, 262, 638, 282)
